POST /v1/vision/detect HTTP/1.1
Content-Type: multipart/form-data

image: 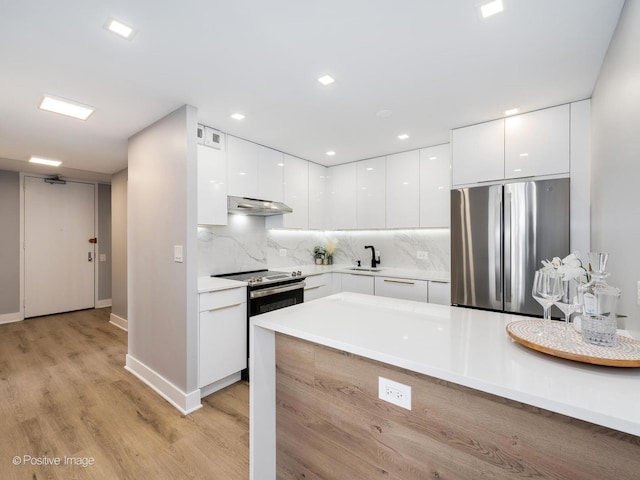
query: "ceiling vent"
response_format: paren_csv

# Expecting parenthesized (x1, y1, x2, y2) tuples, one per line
(197, 124, 225, 150)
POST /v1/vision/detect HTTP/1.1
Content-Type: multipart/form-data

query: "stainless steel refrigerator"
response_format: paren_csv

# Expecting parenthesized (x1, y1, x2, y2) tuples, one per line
(450, 178, 569, 316)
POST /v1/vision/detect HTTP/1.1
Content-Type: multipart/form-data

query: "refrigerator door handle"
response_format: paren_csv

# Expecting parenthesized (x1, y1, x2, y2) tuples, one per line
(495, 192, 502, 304)
(504, 190, 512, 306)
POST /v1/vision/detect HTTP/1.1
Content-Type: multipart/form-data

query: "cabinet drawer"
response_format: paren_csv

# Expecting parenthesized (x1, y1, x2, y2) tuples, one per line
(304, 274, 333, 302)
(428, 281, 451, 305)
(375, 276, 428, 302)
(199, 286, 246, 312)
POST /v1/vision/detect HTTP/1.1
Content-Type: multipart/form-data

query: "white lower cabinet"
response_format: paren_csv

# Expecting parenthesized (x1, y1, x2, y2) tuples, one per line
(428, 281, 451, 305)
(340, 274, 375, 295)
(304, 273, 333, 302)
(375, 276, 428, 302)
(198, 286, 247, 390)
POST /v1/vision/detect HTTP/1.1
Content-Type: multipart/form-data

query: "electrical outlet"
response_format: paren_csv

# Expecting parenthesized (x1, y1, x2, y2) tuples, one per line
(417, 251, 429, 260)
(279, 249, 287, 257)
(378, 376, 411, 410)
(99, 253, 107, 262)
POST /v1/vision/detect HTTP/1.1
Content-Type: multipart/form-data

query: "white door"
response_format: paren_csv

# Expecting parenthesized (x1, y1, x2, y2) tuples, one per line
(24, 176, 95, 318)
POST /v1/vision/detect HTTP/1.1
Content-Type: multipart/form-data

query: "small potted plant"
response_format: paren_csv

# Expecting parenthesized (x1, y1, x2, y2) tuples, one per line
(312, 246, 326, 265)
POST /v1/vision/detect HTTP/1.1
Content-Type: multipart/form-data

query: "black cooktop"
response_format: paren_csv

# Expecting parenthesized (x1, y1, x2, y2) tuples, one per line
(213, 269, 304, 286)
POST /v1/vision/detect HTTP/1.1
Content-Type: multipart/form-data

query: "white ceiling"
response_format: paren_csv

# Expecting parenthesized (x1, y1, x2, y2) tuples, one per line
(0, 0, 625, 178)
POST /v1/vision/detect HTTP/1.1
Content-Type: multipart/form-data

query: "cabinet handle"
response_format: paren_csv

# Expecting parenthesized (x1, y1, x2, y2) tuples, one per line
(304, 285, 323, 291)
(207, 302, 242, 313)
(384, 279, 415, 285)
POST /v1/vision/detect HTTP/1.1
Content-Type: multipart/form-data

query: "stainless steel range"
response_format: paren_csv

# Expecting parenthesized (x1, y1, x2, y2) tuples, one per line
(213, 269, 305, 379)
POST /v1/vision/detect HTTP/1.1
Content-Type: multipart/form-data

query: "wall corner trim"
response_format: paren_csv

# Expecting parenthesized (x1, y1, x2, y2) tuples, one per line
(109, 313, 128, 332)
(96, 299, 113, 309)
(0, 312, 22, 325)
(125, 354, 202, 415)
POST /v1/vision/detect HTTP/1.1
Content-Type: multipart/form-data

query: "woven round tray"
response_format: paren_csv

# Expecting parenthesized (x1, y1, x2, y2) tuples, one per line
(506, 319, 640, 367)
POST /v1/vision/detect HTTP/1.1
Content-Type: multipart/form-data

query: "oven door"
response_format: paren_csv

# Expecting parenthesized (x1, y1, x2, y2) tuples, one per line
(249, 282, 305, 317)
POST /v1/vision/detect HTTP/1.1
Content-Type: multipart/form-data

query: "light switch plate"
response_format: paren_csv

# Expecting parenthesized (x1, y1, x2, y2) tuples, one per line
(279, 249, 287, 257)
(99, 254, 107, 262)
(174, 245, 183, 263)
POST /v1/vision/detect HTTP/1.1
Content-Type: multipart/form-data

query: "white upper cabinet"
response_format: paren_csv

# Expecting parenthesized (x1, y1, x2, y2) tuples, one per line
(357, 156, 386, 229)
(257, 145, 284, 202)
(386, 150, 420, 228)
(197, 144, 228, 225)
(227, 136, 258, 197)
(330, 163, 357, 229)
(504, 104, 570, 179)
(451, 119, 504, 186)
(420, 144, 451, 227)
(308, 162, 329, 230)
(281, 154, 309, 229)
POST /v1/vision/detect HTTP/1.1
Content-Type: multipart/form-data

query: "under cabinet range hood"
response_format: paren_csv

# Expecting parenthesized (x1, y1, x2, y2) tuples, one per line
(227, 196, 293, 216)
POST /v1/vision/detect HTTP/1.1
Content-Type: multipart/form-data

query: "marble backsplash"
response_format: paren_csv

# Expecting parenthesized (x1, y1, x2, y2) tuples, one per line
(198, 215, 450, 276)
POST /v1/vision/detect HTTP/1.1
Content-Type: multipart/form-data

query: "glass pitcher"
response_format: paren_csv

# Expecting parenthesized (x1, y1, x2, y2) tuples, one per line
(577, 252, 621, 347)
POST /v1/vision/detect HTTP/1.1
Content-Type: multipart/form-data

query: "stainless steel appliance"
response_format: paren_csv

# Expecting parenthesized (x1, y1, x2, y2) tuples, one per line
(227, 196, 293, 216)
(450, 178, 569, 316)
(213, 269, 305, 378)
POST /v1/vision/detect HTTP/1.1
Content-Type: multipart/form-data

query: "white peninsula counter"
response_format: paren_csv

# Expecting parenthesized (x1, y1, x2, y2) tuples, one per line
(250, 293, 640, 480)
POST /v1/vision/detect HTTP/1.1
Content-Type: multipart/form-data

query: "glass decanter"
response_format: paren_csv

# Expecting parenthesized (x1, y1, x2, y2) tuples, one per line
(577, 252, 621, 347)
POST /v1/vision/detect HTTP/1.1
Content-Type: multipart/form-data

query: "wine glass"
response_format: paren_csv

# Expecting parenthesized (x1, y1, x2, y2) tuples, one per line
(555, 279, 581, 346)
(532, 270, 563, 336)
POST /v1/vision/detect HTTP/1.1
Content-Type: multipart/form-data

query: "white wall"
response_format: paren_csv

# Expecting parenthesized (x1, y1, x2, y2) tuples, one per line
(0, 170, 20, 317)
(127, 105, 199, 409)
(111, 168, 127, 322)
(591, 0, 640, 335)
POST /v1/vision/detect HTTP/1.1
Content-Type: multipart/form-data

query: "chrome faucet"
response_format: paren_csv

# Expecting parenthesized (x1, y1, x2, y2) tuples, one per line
(364, 245, 380, 268)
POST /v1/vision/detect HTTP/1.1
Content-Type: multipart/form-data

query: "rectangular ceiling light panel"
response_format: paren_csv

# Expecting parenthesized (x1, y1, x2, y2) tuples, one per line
(481, 0, 504, 19)
(29, 157, 62, 167)
(39, 95, 94, 120)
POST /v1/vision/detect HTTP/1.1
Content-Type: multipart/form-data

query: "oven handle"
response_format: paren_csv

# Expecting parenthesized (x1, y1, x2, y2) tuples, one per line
(249, 282, 306, 299)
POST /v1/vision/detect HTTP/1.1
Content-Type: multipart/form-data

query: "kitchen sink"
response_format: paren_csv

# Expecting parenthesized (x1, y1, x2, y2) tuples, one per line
(346, 267, 382, 272)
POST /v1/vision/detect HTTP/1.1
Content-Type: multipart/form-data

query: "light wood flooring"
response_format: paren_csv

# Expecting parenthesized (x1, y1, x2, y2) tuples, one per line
(0, 308, 249, 480)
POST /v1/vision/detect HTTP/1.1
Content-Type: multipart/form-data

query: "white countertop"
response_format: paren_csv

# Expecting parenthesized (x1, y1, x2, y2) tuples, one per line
(280, 263, 450, 282)
(253, 292, 640, 437)
(197, 276, 247, 293)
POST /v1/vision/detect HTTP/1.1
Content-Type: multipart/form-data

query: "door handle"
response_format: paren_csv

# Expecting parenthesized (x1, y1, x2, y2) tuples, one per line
(88, 252, 93, 262)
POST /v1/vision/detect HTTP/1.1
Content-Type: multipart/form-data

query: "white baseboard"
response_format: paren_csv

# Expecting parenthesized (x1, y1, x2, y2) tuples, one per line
(125, 354, 202, 415)
(0, 311, 22, 325)
(200, 372, 242, 398)
(109, 313, 128, 332)
(96, 299, 112, 308)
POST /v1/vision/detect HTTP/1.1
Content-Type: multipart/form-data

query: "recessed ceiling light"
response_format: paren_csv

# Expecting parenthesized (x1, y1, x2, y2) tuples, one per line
(504, 107, 519, 116)
(277, 163, 284, 167)
(317, 74, 335, 86)
(480, 0, 504, 19)
(429, 156, 437, 160)
(39, 95, 94, 120)
(29, 156, 62, 167)
(519, 152, 529, 157)
(398, 134, 409, 140)
(231, 113, 245, 120)
(326, 151, 336, 156)
(106, 18, 135, 39)
(366, 167, 374, 171)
